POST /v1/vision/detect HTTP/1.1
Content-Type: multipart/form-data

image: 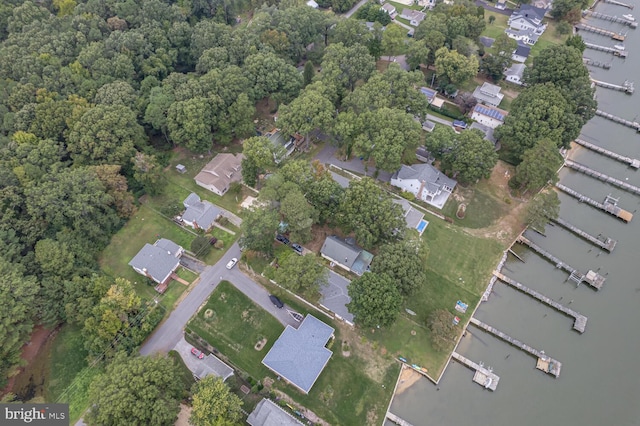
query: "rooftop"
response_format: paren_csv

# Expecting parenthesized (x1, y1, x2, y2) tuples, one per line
(469, 122, 497, 145)
(261, 315, 334, 394)
(128, 239, 182, 284)
(393, 163, 457, 192)
(247, 399, 303, 426)
(420, 87, 437, 102)
(182, 193, 221, 231)
(194, 153, 244, 193)
(472, 104, 507, 122)
(320, 236, 374, 275)
(393, 198, 426, 229)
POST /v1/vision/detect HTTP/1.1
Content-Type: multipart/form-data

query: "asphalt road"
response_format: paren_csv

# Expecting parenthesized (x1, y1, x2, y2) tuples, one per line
(140, 242, 298, 356)
(342, 0, 369, 18)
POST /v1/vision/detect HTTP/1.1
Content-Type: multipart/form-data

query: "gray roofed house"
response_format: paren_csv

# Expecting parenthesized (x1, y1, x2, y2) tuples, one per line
(329, 171, 351, 189)
(247, 399, 303, 426)
(128, 238, 184, 287)
(194, 153, 244, 196)
(390, 164, 457, 209)
(392, 198, 426, 232)
(182, 193, 221, 231)
(416, 146, 434, 163)
(261, 315, 334, 394)
(512, 43, 531, 62)
(505, 63, 526, 85)
(472, 82, 504, 107)
(470, 122, 497, 147)
(320, 236, 374, 276)
(470, 103, 508, 129)
(400, 8, 426, 26)
(422, 120, 435, 133)
(381, 3, 397, 17)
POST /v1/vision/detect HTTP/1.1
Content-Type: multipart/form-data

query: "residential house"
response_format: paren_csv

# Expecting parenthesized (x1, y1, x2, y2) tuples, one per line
(505, 28, 541, 45)
(418, 0, 436, 9)
(306, 0, 319, 8)
(416, 146, 434, 162)
(422, 120, 435, 133)
(261, 315, 334, 394)
(265, 129, 295, 162)
(506, 5, 547, 45)
(400, 9, 426, 26)
(470, 122, 497, 148)
(420, 87, 437, 103)
(247, 399, 303, 426)
(496, 0, 506, 9)
(472, 82, 504, 107)
(381, 3, 397, 18)
(390, 163, 457, 209)
(182, 193, 221, 231)
(365, 21, 386, 31)
(392, 198, 428, 235)
(512, 43, 531, 62)
(128, 238, 184, 288)
(505, 63, 526, 85)
(470, 104, 508, 129)
(320, 236, 374, 276)
(194, 153, 244, 196)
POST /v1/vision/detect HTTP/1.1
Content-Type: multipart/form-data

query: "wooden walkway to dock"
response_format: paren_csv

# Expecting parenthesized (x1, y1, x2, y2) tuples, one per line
(595, 109, 640, 131)
(603, 0, 634, 8)
(451, 352, 500, 391)
(584, 10, 638, 27)
(591, 78, 634, 93)
(584, 42, 628, 57)
(565, 159, 640, 195)
(469, 317, 563, 378)
(583, 57, 612, 69)
(516, 236, 606, 290)
(577, 22, 626, 40)
(574, 138, 640, 168)
(386, 412, 415, 426)
(551, 217, 617, 252)
(555, 182, 633, 222)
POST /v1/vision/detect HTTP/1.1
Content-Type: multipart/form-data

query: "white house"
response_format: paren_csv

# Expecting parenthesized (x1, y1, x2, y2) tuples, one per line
(306, 0, 319, 8)
(381, 3, 397, 18)
(390, 164, 457, 209)
(472, 82, 504, 107)
(505, 63, 526, 85)
(400, 9, 426, 26)
(194, 153, 244, 196)
(506, 5, 547, 45)
(470, 104, 508, 129)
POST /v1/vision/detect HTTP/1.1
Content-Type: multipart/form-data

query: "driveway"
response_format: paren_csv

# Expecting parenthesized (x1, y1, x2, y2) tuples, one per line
(315, 144, 393, 182)
(426, 113, 454, 126)
(474, 0, 513, 15)
(342, 0, 368, 18)
(180, 254, 207, 274)
(319, 270, 354, 323)
(173, 337, 234, 381)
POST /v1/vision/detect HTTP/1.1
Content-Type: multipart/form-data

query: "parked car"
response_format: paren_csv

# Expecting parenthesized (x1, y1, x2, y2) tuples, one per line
(291, 243, 303, 254)
(269, 294, 284, 309)
(209, 237, 218, 245)
(275, 234, 290, 245)
(226, 258, 238, 269)
(191, 347, 205, 359)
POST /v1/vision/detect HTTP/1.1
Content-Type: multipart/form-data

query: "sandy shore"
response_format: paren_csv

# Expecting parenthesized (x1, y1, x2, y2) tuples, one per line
(395, 365, 423, 395)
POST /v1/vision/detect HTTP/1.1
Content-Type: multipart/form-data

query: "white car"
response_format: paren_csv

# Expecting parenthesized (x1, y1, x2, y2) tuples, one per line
(226, 258, 238, 269)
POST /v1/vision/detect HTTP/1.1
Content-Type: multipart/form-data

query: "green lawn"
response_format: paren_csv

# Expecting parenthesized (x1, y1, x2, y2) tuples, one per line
(202, 226, 240, 264)
(442, 185, 510, 228)
(187, 281, 285, 380)
(482, 13, 509, 39)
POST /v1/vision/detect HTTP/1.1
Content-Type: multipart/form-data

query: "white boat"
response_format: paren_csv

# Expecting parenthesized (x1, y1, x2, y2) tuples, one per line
(614, 44, 626, 51)
(622, 13, 635, 21)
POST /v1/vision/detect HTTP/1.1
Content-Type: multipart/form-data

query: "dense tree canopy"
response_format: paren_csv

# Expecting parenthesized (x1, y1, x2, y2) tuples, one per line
(526, 190, 560, 230)
(434, 47, 479, 87)
(240, 208, 279, 256)
(371, 238, 428, 297)
(512, 139, 563, 192)
(274, 253, 328, 298)
(190, 376, 243, 426)
(348, 273, 403, 328)
(442, 129, 498, 183)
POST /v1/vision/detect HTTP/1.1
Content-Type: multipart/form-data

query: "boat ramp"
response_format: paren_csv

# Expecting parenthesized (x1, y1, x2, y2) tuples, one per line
(584, 41, 628, 57)
(583, 10, 638, 27)
(516, 236, 606, 290)
(551, 217, 617, 252)
(451, 352, 500, 391)
(469, 317, 563, 378)
(565, 159, 640, 196)
(595, 109, 640, 131)
(577, 22, 626, 40)
(573, 138, 640, 168)
(555, 182, 634, 222)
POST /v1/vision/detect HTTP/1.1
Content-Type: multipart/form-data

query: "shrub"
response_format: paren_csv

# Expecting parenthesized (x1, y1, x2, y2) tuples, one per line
(191, 236, 212, 258)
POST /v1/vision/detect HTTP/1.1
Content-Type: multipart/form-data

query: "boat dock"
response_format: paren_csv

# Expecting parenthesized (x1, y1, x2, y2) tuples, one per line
(555, 182, 633, 222)
(494, 272, 589, 333)
(551, 217, 617, 252)
(584, 41, 628, 57)
(603, 0, 634, 8)
(469, 317, 563, 377)
(583, 57, 612, 69)
(577, 22, 626, 40)
(565, 159, 640, 195)
(595, 109, 640, 130)
(574, 138, 640, 168)
(583, 10, 639, 27)
(386, 412, 415, 426)
(451, 352, 500, 391)
(591, 78, 634, 93)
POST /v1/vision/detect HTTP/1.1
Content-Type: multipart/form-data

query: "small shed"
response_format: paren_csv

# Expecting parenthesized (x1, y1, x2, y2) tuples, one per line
(176, 164, 187, 174)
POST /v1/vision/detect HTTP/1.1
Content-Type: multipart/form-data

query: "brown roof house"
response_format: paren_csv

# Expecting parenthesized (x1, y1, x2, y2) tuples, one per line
(194, 153, 245, 196)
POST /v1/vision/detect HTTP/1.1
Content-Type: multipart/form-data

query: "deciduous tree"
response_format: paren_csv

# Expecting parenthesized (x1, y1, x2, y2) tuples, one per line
(512, 139, 563, 192)
(427, 309, 457, 352)
(348, 273, 402, 328)
(371, 238, 427, 297)
(190, 376, 243, 426)
(280, 188, 317, 243)
(442, 129, 497, 183)
(525, 190, 560, 230)
(239, 208, 279, 256)
(274, 253, 328, 298)
(434, 47, 479, 86)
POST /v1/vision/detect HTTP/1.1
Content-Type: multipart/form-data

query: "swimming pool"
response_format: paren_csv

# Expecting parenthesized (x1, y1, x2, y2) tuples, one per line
(416, 219, 429, 233)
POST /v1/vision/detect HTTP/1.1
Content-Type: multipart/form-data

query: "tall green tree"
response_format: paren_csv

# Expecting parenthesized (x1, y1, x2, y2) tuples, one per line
(167, 97, 218, 153)
(381, 24, 406, 56)
(303, 60, 315, 87)
(512, 139, 563, 192)
(280, 188, 317, 243)
(86, 354, 183, 426)
(526, 190, 560, 230)
(371, 238, 428, 297)
(348, 273, 402, 328)
(243, 52, 302, 103)
(320, 42, 375, 92)
(239, 208, 279, 255)
(406, 39, 430, 70)
(277, 83, 335, 148)
(442, 129, 498, 183)
(274, 253, 328, 298)
(132, 152, 165, 196)
(427, 309, 457, 352)
(434, 47, 479, 86)
(190, 376, 243, 426)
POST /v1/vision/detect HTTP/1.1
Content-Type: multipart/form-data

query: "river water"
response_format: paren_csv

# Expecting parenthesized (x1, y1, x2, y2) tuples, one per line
(388, 3, 640, 425)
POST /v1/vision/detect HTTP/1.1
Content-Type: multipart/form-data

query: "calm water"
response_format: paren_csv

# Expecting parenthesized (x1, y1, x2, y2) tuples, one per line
(388, 3, 640, 425)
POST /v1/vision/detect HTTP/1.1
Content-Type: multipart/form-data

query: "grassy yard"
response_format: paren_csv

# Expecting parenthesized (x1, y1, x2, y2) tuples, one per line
(45, 325, 87, 403)
(202, 226, 240, 264)
(482, 13, 509, 39)
(442, 185, 510, 228)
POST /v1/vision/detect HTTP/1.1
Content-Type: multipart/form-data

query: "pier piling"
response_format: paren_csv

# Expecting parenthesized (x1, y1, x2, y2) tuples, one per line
(577, 22, 626, 40)
(451, 352, 500, 391)
(574, 138, 640, 168)
(555, 182, 634, 222)
(602, 0, 634, 9)
(595, 109, 640, 131)
(590, 78, 634, 93)
(565, 159, 640, 195)
(583, 10, 638, 27)
(584, 42, 628, 57)
(552, 217, 617, 252)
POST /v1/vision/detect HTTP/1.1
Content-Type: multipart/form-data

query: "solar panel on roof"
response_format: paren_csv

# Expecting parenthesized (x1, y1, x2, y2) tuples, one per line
(474, 105, 505, 121)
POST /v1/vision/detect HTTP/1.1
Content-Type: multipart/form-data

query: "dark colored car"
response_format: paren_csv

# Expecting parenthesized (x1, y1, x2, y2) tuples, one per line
(209, 237, 218, 245)
(291, 243, 303, 254)
(269, 294, 284, 309)
(276, 234, 290, 245)
(191, 347, 205, 359)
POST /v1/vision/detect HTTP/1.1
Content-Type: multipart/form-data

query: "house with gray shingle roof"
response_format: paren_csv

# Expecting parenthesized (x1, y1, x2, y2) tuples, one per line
(472, 82, 504, 107)
(320, 236, 373, 276)
(182, 193, 221, 231)
(390, 164, 457, 209)
(400, 8, 426, 26)
(194, 153, 244, 196)
(261, 315, 334, 394)
(247, 399, 303, 426)
(128, 238, 184, 286)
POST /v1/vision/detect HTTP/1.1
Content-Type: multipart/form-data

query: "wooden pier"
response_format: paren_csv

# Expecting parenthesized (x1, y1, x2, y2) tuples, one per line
(386, 412, 415, 426)
(555, 182, 633, 222)
(551, 217, 617, 252)
(583, 57, 612, 69)
(583, 10, 639, 27)
(584, 42, 628, 57)
(451, 352, 500, 391)
(516, 235, 606, 290)
(591, 78, 634, 94)
(574, 138, 640, 168)
(469, 317, 563, 378)
(494, 272, 589, 333)
(577, 22, 626, 40)
(603, 0, 634, 8)
(565, 159, 640, 195)
(595, 109, 640, 131)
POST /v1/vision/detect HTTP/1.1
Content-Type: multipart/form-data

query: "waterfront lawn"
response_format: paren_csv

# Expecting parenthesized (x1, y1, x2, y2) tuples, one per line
(441, 184, 510, 229)
(187, 281, 284, 380)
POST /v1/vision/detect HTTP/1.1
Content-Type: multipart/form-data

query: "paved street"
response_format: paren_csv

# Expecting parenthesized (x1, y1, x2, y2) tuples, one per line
(315, 144, 393, 182)
(342, 0, 368, 18)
